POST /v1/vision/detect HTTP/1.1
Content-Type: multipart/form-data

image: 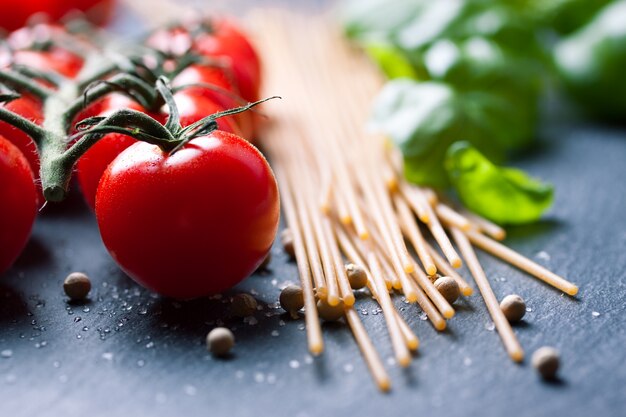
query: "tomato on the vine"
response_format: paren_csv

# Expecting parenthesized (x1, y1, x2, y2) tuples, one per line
(5, 24, 84, 78)
(146, 18, 261, 103)
(0, 96, 44, 203)
(95, 130, 279, 298)
(11, 49, 83, 79)
(0, 136, 37, 274)
(173, 64, 253, 139)
(76, 93, 240, 210)
(173, 92, 242, 136)
(193, 19, 261, 103)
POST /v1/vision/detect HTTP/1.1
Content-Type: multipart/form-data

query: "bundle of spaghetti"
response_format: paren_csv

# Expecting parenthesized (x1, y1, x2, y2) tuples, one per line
(252, 9, 579, 391)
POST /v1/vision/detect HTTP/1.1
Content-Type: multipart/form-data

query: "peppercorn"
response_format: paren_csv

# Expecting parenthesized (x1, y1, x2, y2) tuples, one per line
(63, 272, 91, 301)
(281, 229, 295, 258)
(206, 327, 235, 356)
(280, 285, 304, 318)
(317, 299, 345, 321)
(532, 346, 560, 379)
(500, 294, 526, 323)
(345, 263, 368, 290)
(434, 276, 460, 304)
(230, 293, 257, 318)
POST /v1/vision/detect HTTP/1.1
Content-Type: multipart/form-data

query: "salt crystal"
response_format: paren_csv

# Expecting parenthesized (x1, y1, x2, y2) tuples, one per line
(183, 385, 197, 396)
(536, 251, 551, 261)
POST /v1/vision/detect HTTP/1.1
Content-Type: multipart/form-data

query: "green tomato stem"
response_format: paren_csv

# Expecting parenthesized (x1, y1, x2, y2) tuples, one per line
(0, 107, 48, 144)
(0, 70, 55, 100)
(43, 109, 177, 202)
(155, 76, 182, 135)
(10, 65, 66, 88)
(63, 73, 158, 129)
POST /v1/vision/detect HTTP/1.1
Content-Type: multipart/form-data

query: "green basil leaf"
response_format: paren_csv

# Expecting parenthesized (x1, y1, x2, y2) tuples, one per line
(364, 42, 421, 79)
(445, 141, 553, 225)
(340, 0, 430, 43)
(554, 0, 626, 121)
(370, 79, 536, 188)
(423, 37, 543, 97)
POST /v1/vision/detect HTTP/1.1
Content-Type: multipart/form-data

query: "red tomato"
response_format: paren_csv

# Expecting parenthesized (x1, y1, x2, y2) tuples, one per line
(76, 132, 136, 210)
(145, 27, 192, 57)
(76, 93, 241, 210)
(95, 131, 279, 298)
(75, 94, 151, 209)
(11, 49, 83, 79)
(172, 64, 254, 139)
(6, 23, 84, 78)
(0, 96, 44, 203)
(0, 136, 37, 274)
(0, 0, 115, 32)
(192, 19, 261, 103)
(146, 18, 261, 103)
(173, 93, 242, 137)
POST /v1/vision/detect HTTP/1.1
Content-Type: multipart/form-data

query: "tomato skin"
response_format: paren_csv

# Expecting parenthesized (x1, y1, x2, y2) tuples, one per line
(193, 19, 261, 103)
(4, 23, 85, 78)
(0, 97, 44, 204)
(173, 64, 254, 139)
(75, 94, 152, 209)
(0, 136, 37, 274)
(11, 49, 83, 78)
(77, 132, 136, 210)
(0, 0, 115, 32)
(95, 131, 279, 298)
(173, 93, 242, 137)
(146, 18, 261, 103)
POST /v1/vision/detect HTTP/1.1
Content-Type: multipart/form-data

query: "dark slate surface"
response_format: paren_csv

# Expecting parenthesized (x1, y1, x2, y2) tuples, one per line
(1, 6, 626, 417)
(1, 110, 625, 417)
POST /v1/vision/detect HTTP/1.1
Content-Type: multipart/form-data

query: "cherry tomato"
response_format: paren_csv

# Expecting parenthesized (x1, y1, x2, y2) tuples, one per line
(172, 64, 253, 139)
(173, 92, 242, 137)
(193, 19, 261, 103)
(6, 23, 84, 78)
(0, 96, 44, 203)
(146, 18, 261, 102)
(76, 93, 240, 210)
(95, 131, 279, 298)
(11, 49, 83, 78)
(75, 94, 152, 209)
(0, 0, 115, 32)
(145, 27, 192, 57)
(0, 136, 37, 274)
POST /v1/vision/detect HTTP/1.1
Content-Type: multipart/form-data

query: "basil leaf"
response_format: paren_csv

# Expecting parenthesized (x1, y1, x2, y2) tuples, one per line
(554, 0, 626, 121)
(445, 142, 554, 225)
(422, 37, 543, 98)
(340, 0, 430, 43)
(370, 79, 536, 188)
(364, 42, 422, 79)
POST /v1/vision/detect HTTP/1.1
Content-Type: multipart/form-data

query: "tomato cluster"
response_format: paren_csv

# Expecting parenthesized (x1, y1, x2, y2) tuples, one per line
(0, 18, 280, 299)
